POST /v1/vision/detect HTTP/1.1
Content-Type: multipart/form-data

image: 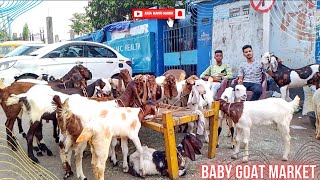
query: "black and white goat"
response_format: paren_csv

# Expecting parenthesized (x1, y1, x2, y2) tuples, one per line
(128, 133, 202, 177)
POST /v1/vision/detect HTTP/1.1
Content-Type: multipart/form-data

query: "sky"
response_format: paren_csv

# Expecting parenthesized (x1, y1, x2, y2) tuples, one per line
(9, 1, 89, 41)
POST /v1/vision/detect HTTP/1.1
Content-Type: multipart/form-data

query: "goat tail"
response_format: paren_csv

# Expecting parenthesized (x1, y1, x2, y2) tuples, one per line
(193, 110, 206, 135)
(5, 93, 26, 106)
(289, 95, 300, 111)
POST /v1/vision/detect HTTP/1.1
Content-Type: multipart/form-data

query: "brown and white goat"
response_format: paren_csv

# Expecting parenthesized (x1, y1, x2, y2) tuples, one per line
(219, 96, 300, 162)
(53, 94, 158, 180)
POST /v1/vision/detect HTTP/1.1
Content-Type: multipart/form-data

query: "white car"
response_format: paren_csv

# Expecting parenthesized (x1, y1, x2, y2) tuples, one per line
(3, 43, 45, 58)
(0, 41, 132, 86)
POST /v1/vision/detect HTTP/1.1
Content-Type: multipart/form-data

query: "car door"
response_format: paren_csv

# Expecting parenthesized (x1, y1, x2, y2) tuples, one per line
(40, 44, 85, 79)
(84, 44, 118, 80)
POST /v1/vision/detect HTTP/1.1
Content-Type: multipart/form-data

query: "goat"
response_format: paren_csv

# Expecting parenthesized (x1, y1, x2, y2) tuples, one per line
(163, 69, 186, 82)
(52, 94, 119, 180)
(5, 84, 71, 163)
(185, 79, 214, 142)
(60, 96, 158, 180)
(261, 52, 320, 101)
(14, 78, 112, 156)
(219, 96, 300, 162)
(155, 69, 186, 85)
(128, 133, 202, 177)
(312, 88, 320, 140)
(217, 85, 247, 149)
(2, 66, 92, 151)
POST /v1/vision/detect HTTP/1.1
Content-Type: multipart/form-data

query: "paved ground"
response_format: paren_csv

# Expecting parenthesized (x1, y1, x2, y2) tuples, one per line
(0, 90, 319, 179)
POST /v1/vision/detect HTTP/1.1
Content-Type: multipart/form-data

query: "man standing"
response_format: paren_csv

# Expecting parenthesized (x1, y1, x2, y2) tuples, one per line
(238, 45, 264, 101)
(200, 50, 233, 96)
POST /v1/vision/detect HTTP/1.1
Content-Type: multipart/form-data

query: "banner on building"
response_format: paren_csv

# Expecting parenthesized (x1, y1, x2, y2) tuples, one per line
(105, 32, 155, 74)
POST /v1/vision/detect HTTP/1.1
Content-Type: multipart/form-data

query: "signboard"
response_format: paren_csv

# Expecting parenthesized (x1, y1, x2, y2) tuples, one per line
(250, 0, 276, 13)
(229, 4, 250, 18)
(105, 32, 155, 74)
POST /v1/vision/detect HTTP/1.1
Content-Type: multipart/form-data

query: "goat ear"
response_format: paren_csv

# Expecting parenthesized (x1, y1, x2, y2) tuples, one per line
(182, 138, 196, 161)
(76, 128, 93, 143)
(187, 134, 203, 155)
(171, 85, 178, 97)
(187, 78, 195, 85)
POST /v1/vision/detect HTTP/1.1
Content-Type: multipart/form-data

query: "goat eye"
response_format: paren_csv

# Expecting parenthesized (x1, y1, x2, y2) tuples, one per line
(236, 89, 239, 91)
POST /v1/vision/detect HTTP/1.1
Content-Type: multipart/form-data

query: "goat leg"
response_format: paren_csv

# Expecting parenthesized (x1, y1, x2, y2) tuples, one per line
(26, 121, 40, 163)
(109, 137, 119, 167)
(121, 137, 129, 172)
(52, 118, 59, 143)
(34, 121, 53, 156)
(130, 136, 145, 177)
(231, 127, 241, 160)
(17, 117, 26, 138)
(5, 118, 18, 151)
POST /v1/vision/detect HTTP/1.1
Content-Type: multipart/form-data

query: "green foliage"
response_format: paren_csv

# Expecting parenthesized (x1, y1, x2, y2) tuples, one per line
(22, 23, 30, 41)
(85, 0, 176, 30)
(70, 13, 93, 35)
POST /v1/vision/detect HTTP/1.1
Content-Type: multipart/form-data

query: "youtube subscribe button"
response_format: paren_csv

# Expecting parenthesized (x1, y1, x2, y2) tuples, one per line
(132, 8, 185, 19)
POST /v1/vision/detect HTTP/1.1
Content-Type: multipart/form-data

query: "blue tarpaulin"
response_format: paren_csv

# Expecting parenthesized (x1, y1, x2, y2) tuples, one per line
(103, 21, 131, 32)
(72, 34, 94, 41)
(92, 29, 106, 43)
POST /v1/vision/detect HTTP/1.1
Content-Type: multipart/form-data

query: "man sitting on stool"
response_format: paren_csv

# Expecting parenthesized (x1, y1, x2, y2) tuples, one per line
(200, 50, 233, 97)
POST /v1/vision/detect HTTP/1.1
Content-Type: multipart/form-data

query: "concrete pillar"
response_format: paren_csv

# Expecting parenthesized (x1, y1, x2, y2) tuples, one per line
(262, 3, 271, 53)
(46, 16, 54, 44)
(55, 35, 59, 42)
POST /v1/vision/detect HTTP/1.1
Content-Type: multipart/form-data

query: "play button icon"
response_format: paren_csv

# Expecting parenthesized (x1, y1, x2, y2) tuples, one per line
(133, 10, 143, 18)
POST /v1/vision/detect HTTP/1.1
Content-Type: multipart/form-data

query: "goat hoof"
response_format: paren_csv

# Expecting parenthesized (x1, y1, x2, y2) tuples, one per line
(230, 145, 235, 149)
(55, 138, 59, 143)
(123, 166, 129, 173)
(63, 171, 74, 180)
(231, 155, 238, 160)
(216, 144, 219, 148)
(112, 161, 119, 167)
(47, 150, 53, 156)
(242, 158, 249, 163)
(22, 133, 26, 138)
(37, 152, 44, 156)
(282, 157, 288, 161)
(30, 156, 39, 164)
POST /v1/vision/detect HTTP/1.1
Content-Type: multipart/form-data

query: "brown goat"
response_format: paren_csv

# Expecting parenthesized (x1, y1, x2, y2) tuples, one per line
(163, 69, 186, 82)
(163, 74, 178, 100)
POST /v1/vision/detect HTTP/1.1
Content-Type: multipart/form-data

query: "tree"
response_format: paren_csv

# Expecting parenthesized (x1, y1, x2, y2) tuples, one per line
(0, 28, 9, 41)
(70, 13, 94, 35)
(22, 23, 30, 41)
(85, 0, 176, 30)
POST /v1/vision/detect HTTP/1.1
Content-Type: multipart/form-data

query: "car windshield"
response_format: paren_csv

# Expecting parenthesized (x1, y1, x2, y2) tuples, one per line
(4, 45, 43, 58)
(0, 46, 16, 55)
(29, 45, 52, 56)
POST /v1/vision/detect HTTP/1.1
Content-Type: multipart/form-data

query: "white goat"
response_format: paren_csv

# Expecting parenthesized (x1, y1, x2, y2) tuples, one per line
(219, 96, 300, 162)
(217, 85, 247, 148)
(312, 88, 320, 140)
(186, 79, 213, 142)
